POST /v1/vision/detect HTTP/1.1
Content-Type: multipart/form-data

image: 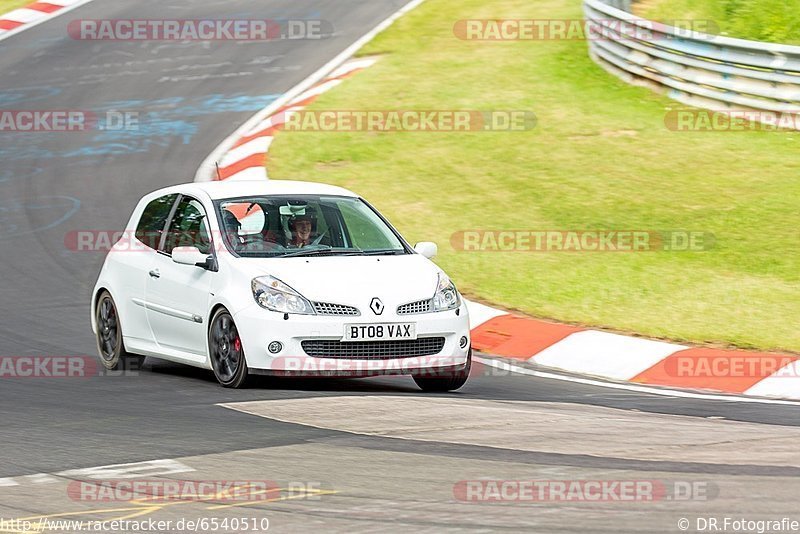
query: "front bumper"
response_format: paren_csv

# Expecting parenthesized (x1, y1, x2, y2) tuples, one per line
(233, 301, 471, 377)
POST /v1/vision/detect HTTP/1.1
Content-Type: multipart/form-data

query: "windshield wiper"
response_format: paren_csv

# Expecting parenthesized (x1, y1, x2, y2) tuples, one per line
(360, 249, 406, 256)
(280, 247, 406, 258)
(279, 246, 334, 258)
(279, 247, 366, 258)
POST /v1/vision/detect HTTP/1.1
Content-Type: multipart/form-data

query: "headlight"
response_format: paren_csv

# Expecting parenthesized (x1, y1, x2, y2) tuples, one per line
(432, 273, 460, 312)
(251, 275, 315, 315)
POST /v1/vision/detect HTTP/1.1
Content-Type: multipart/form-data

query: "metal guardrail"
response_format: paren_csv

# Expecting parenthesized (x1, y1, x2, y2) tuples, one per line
(583, 0, 800, 123)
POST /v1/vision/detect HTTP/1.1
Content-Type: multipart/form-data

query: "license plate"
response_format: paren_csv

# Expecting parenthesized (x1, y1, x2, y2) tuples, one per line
(344, 323, 417, 341)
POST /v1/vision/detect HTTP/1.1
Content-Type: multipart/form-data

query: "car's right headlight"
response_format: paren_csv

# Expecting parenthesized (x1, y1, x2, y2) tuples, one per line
(251, 275, 315, 315)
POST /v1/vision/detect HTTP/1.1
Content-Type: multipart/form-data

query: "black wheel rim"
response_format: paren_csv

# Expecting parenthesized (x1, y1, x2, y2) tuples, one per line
(211, 313, 242, 382)
(97, 297, 118, 361)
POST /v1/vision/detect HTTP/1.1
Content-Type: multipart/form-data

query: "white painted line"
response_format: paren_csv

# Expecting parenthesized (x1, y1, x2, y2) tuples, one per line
(744, 360, 800, 400)
(24, 473, 58, 484)
(46, 0, 89, 6)
(195, 0, 427, 182)
(0, 0, 96, 43)
(0, 460, 195, 489)
(475, 356, 800, 406)
(531, 330, 687, 380)
(2, 8, 49, 23)
(58, 459, 194, 479)
(286, 78, 344, 107)
(328, 57, 379, 79)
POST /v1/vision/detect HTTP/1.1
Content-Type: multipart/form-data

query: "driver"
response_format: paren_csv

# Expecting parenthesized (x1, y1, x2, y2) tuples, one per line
(288, 212, 315, 248)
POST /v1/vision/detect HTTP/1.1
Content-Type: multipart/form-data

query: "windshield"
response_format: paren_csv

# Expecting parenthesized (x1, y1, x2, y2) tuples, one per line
(215, 194, 409, 257)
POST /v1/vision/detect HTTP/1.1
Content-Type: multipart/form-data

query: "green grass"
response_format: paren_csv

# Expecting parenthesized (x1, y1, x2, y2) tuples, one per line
(0, 0, 30, 15)
(268, 0, 800, 353)
(634, 0, 800, 44)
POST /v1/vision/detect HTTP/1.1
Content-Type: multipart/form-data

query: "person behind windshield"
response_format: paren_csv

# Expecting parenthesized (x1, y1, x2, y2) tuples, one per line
(288, 212, 314, 248)
(222, 209, 244, 249)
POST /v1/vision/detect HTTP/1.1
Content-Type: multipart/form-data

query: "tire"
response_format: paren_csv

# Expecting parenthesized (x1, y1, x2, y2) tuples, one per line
(208, 308, 249, 388)
(413, 348, 472, 392)
(95, 291, 145, 371)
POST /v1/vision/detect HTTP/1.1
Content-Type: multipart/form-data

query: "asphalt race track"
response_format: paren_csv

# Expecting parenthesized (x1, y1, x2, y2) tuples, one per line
(0, 1, 798, 532)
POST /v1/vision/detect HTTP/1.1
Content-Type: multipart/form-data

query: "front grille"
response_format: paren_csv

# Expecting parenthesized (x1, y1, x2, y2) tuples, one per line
(301, 337, 446, 359)
(313, 302, 360, 316)
(397, 299, 431, 315)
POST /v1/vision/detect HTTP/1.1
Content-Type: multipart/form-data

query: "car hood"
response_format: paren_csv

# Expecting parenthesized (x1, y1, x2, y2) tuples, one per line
(234, 254, 443, 310)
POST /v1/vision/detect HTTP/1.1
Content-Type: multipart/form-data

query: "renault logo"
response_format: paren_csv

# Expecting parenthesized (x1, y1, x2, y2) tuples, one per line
(369, 297, 384, 315)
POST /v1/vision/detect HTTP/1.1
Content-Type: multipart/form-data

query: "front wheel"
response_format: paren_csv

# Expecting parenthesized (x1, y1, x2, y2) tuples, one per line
(95, 291, 145, 371)
(208, 308, 249, 388)
(413, 349, 471, 392)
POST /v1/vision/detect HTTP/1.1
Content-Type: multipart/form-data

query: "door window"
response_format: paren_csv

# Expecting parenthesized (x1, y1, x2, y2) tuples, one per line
(163, 197, 212, 255)
(134, 194, 178, 250)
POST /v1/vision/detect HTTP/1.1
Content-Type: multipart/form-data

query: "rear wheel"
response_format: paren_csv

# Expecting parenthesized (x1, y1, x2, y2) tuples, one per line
(413, 349, 471, 392)
(95, 291, 145, 371)
(208, 308, 249, 388)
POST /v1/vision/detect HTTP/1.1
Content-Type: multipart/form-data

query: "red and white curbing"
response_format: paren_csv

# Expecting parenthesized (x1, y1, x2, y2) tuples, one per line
(196, 25, 799, 405)
(0, 0, 92, 41)
(468, 308, 800, 400)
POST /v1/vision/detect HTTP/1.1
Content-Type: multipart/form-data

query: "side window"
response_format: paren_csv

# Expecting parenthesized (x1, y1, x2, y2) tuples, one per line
(163, 197, 211, 255)
(135, 194, 178, 250)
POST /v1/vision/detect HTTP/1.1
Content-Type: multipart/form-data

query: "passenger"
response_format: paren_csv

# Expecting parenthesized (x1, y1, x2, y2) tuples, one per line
(222, 209, 244, 249)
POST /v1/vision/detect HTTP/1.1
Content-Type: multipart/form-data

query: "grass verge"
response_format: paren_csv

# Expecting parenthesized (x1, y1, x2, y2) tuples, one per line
(0, 0, 32, 16)
(268, 0, 800, 352)
(634, 0, 800, 44)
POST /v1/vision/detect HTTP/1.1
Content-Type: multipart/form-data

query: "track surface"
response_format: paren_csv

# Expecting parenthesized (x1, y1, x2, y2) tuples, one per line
(0, 1, 797, 532)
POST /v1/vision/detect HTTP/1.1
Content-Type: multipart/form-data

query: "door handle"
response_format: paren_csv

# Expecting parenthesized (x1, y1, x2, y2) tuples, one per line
(149, 269, 160, 279)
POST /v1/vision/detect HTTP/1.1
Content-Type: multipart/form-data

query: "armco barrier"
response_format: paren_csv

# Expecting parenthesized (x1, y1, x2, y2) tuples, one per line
(583, 0, 800, 125)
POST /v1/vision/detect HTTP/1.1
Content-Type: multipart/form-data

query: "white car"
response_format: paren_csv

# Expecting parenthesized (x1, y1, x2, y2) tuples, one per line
(91, 180, 471, 390)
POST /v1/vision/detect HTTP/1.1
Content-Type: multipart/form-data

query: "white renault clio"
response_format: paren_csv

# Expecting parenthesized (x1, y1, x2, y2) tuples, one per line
(91, 180, 471, 389)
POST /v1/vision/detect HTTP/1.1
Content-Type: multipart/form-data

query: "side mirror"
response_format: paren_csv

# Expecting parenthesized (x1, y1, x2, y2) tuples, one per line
(172, 246, 215, 270)
(414, 242, 438, 259)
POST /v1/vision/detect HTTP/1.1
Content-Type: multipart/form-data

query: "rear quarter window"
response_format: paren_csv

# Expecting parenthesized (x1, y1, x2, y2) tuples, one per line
(135, 194, 178, 249)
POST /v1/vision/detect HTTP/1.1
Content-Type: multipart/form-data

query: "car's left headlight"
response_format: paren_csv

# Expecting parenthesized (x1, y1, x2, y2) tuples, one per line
(432, 273, 461, 312)
(252, 275, 315, 315)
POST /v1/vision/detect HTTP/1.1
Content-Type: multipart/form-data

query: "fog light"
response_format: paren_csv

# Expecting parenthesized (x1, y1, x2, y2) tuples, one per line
(268, 341, 283, 354)
(459, 336, 469, 349)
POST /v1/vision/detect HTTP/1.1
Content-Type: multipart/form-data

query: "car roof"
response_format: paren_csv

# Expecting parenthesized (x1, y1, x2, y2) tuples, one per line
(148, 179, 359, 201)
